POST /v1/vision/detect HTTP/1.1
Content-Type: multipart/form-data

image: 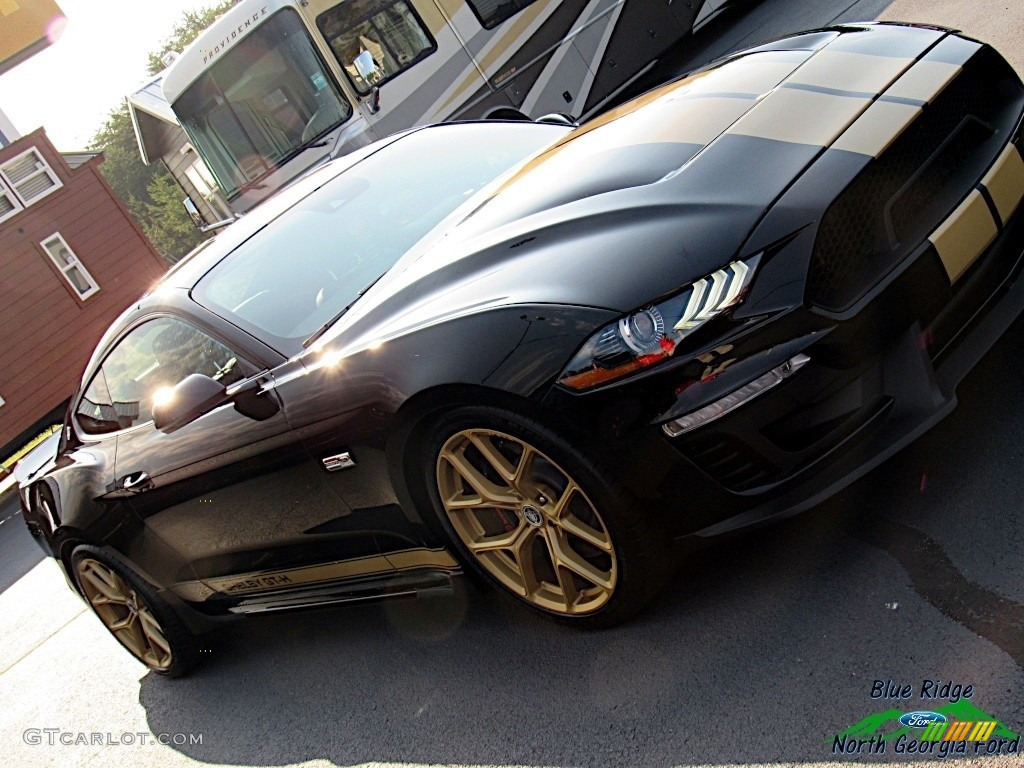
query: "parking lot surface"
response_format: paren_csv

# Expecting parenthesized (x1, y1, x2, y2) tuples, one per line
(1, 1, 1022, 766)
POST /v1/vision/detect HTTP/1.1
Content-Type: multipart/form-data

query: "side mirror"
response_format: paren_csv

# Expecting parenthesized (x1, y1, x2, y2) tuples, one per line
(182, 196, 204, 227)
(153, 374, 228, 433)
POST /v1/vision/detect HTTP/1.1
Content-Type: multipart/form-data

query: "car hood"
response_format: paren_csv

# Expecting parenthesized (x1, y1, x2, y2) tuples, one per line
(321, 23, 963, 347)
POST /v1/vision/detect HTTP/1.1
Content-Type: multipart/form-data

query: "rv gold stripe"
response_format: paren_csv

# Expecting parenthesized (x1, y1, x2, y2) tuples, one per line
(981, 143, 1024, 225)
(832, 100, 921, 158)
(929, 190, 998, 283)
(884, 61, 962, 104)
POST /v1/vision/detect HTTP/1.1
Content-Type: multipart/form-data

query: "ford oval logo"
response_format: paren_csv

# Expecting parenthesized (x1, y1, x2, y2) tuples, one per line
(900, 711, 948, 728)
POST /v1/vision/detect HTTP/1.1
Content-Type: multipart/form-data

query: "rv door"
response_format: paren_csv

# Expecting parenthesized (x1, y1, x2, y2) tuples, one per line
(304, 0, 488, 136)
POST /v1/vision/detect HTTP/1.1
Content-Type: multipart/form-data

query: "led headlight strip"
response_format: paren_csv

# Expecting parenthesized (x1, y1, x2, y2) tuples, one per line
(558, 255, 760, 390)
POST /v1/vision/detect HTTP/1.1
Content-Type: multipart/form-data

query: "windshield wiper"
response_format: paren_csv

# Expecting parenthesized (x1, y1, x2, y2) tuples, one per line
(302, 274, 386, 348)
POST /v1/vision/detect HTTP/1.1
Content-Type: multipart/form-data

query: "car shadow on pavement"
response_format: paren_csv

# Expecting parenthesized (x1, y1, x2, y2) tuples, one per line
(0, 494, 44, 594)
(133, 509, 1022, 767)
(135, 307, 1024, 766)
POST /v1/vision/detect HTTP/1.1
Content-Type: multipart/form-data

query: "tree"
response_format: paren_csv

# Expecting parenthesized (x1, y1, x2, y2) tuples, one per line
(146, 2, 235, 76)
(88, 1, 234, 262)
(144, 173, 207, 257)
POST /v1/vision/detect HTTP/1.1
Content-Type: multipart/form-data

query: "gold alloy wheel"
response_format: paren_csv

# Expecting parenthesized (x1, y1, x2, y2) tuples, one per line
(76, 558, 173, 670)
(436, 428, 617, 614)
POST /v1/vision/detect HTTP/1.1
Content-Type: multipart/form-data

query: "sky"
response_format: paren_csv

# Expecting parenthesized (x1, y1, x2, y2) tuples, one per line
(0, 0, 221, 150)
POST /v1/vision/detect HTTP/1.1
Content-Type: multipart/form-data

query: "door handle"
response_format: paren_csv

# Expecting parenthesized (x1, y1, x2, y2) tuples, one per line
(119, 471, 154, 493)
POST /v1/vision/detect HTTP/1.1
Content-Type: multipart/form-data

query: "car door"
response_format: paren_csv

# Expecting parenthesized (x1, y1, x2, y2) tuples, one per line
(99, 314, 393, 601)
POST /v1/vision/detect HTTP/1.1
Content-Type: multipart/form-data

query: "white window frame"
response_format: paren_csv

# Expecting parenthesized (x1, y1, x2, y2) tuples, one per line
(0, 146, 62, 207)
(181, 145, 218, 201)
(40, 233, 99, 300)
(0, 176, 24, 225)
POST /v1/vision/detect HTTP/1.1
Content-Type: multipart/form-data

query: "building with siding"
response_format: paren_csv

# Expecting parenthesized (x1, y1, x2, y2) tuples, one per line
(0, 128, 168, 454)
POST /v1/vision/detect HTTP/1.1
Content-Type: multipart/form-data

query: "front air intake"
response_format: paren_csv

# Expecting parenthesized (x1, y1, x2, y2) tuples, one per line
(807, 47, 1024, 312)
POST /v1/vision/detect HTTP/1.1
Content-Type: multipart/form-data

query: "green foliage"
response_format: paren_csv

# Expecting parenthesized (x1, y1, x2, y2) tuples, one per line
(89, 103, 159, 235)
(87, 1, 234, 262)
(145, 173, 206, 258)
(2, 424, 61, 471)
(146, 1, 235, 75)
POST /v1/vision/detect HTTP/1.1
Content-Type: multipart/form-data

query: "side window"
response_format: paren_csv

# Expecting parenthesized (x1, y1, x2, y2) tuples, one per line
(466, 0, 539, 30)
(77, 318, 254, 433)
(318, 0, 436, 95)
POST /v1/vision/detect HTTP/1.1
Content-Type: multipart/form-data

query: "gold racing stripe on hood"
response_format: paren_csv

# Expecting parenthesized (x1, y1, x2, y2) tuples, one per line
(727, 87, 872, 147)
(929, 190, 998, 284)
(883, 60, 964, 104)
(981, 143, 1024, 225)
(786, 50, 913, 95)
(832, 100, 922, 158)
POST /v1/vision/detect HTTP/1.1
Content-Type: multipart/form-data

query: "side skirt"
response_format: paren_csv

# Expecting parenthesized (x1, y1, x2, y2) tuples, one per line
(227, 567, 461, 614)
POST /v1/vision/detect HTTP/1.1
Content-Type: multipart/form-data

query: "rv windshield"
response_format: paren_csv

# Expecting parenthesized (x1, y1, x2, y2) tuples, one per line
(173, 9, 352, 199)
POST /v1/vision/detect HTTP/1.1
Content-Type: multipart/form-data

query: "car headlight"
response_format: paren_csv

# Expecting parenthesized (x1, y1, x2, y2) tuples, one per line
(558, 255, 760, 390)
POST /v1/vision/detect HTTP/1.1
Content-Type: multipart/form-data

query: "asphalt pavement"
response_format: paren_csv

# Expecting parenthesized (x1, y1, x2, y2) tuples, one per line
(2, 1, 1024, 766)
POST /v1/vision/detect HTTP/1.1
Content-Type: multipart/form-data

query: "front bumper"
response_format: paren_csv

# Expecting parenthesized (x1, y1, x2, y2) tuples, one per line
(542, 135, 1024, 539)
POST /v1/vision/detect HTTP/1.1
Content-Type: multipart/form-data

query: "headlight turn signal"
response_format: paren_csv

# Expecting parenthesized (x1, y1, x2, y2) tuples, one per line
(558, 256, 760, 390)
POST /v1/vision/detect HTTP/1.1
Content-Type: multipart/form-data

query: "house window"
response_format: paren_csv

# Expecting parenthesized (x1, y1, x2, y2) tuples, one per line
(41, 233, 99, 300)
(0, 147, 62, 206)
(0, 180, 23, 224)
(184, 156, 217, 201)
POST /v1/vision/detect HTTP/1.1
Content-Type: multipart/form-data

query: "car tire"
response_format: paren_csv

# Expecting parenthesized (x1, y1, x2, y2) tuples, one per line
(420, 405, 672, 628)
(71, 545, 199, 678)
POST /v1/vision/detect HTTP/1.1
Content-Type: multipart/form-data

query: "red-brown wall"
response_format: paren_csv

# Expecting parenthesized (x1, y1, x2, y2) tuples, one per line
(0, 128, 167, 453)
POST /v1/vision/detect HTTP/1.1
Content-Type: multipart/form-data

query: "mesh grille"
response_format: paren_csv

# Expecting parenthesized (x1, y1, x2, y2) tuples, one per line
(808, 48, 1021, 311)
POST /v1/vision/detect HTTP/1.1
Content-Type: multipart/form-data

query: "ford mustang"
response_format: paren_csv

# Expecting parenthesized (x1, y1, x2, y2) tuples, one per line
(16, 22, 1024, 677)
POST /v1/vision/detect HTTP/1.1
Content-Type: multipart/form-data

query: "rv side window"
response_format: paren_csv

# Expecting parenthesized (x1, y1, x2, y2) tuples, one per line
(317, 0, 436, 95)
(466, 0, 540, 30)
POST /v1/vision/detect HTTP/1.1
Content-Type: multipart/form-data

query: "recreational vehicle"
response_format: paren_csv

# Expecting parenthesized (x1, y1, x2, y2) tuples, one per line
(160, 0, 737, 213)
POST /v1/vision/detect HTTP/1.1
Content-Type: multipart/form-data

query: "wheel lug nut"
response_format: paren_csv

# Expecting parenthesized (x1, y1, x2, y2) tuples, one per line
(538, 494, 548, 504)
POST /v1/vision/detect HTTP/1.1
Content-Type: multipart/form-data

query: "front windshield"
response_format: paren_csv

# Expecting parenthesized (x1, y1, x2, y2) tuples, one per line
(192, 123, 567, 353)
(173, 9, 352, 199)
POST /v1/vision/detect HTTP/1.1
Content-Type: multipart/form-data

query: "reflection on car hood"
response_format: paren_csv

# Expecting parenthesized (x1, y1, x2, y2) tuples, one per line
(325, 23, 961, 347)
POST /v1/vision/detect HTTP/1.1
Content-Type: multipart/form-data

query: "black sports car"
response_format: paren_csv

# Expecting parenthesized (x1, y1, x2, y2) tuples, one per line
(16, 22, 1024, 677)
